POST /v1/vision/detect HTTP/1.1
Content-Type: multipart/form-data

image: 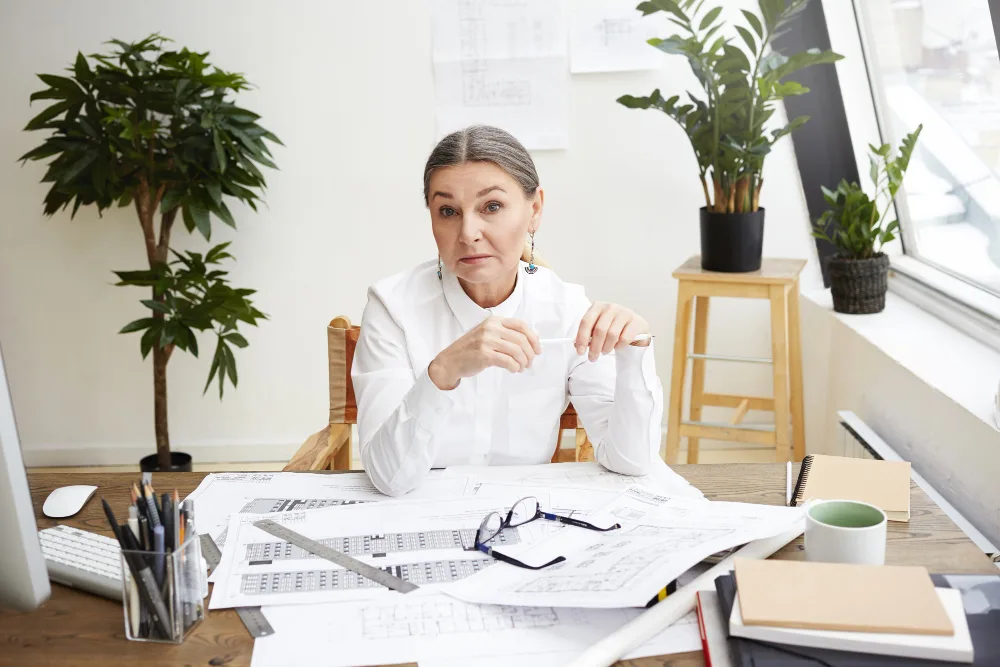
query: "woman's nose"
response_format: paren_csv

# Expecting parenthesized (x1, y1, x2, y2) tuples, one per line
(458, 214, 484, 244)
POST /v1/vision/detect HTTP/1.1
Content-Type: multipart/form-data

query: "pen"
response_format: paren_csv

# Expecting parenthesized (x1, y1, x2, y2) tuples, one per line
(142, 483, 161, 528)
(153, 524, 165, 587)
(162, 493, 173, 551)
(786, 461, 792, 506)
(172, 489, 180, 551)
(126, 506, 141, 635)
(539, 333, 653, 347)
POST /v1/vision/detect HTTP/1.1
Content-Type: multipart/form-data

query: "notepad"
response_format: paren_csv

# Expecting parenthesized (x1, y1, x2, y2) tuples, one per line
(791, 454, 911, 521)
(729, 587, 973, 663)
(734, 559, 954, 636)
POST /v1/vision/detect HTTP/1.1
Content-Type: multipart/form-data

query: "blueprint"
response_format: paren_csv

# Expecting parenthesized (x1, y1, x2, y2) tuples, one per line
(447, 487, 804, 608)
(431, 0, 569, 149)
(250, 591, 701, 667)
(209, 492, 553, 609)
(570, 0, 669, 72)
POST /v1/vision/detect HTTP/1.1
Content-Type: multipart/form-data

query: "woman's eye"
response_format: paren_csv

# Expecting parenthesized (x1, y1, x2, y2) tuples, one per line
(484, 201, 502, 213)
(439, 207, 457, 218)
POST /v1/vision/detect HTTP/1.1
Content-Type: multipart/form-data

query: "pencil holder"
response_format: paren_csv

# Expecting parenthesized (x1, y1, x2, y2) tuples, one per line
(120, 536, 206, 643)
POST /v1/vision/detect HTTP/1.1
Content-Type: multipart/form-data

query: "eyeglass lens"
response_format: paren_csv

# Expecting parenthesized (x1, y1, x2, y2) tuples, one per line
(477, 511, 503, 545)
(508, 497, 540, 527)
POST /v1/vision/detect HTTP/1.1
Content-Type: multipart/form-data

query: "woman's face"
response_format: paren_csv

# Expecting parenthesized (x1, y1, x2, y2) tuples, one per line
(428, 161, 542, 285)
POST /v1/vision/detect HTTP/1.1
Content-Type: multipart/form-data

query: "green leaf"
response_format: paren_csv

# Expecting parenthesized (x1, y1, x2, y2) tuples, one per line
(140, 327, 157, 359)
(141, 299, 171, 314)
(73, 52, 91, 82)
(699, 6, 722, 30)
(222, 343, 238, 386)
(204, 346, 222, 396)
(212, 201, 236, 228)
(120, 317, 156, 334)
(225, 332, 248, 348)
(185, 201, 212, 240)
(735, 26, 756, 54)
(23, 100, 72, 131)
(213, 130, 226, 174)
(741, 9, 763, 37)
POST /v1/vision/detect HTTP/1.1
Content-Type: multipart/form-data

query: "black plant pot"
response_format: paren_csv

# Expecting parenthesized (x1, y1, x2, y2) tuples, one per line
(828, 253, 890, 314)
(700, 207, 765, 273)
(139, 451, 193, 472)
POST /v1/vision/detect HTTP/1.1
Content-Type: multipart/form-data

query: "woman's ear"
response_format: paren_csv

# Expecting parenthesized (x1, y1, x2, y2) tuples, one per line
(529, 187, 544, 233)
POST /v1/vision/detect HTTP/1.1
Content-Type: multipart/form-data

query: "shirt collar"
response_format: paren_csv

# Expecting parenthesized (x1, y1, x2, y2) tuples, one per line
(442, 262, 524, 331)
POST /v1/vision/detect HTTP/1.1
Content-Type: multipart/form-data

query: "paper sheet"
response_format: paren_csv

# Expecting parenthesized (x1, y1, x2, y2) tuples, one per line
(250, 592, 700, 667)
(185, 471, 472, 549)
(447, 487, 804, 608)
(209, 492, 554, 610)
(569, 0, 669, 73)
(431, 0, 569, 149)
(444, 460, 704, 499)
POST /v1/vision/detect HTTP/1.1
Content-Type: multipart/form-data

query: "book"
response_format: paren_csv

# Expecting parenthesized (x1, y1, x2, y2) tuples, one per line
(790, 454, 911, 521)
(697, 590, 734, 667)
(715, 572, 1000, 667)
(734, 559, 953, 636)
(730, 588, 973, 663)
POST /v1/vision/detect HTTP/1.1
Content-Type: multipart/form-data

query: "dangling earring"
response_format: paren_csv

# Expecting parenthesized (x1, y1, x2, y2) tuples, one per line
(437, 256, 443, 280)
(524, 231, 538, 275)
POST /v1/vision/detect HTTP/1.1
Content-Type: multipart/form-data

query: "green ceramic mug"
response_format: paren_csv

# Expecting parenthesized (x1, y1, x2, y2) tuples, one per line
(805, 499, 887, 565)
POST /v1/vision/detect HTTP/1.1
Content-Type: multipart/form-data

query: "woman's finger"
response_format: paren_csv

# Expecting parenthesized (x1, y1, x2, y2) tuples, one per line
(502, 318, 541, 355)
(589, 307, 618, 361)
(603, 312, 629, 354)
(492, 338, 529, 371)
(487, 349, 522, 374)
(498, 322, 538, 365)
(575, 303, 604, 355)
(616, 319, 643, 350)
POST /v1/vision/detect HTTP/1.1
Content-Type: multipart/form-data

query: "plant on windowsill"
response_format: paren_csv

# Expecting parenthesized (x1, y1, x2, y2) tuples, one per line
(812, 125, 923, 314)
(20, 34, 279, 471)
(617, 0, 842, 272)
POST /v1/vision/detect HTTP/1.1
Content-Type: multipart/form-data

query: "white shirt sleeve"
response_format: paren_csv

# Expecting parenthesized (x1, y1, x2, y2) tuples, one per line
(567, 332, 663, 477)
(352, 289, 457, 496)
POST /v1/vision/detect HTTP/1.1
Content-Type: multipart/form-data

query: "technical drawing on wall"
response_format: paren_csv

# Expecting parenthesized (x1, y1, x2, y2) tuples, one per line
(250, 592, 702, 667)
(569, 0, 670, 73)
(210, 492, 553, 609)
(431, 0, 569, 149)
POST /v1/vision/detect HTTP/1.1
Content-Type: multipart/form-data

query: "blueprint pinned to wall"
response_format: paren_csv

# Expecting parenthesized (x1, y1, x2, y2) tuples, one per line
(431, 0, 570, 149)
(569, 0, 670, 73)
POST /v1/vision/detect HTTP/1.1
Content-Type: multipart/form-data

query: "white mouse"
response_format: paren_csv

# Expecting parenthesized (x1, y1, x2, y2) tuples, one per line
(42, 485, 98, 518)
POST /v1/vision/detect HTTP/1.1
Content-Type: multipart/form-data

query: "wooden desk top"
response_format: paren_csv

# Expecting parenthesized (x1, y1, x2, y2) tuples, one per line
(2, 464, 993, 667)
(673, 256, 807, 284)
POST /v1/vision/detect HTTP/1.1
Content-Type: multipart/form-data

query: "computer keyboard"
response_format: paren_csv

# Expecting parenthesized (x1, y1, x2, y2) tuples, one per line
(38, 525, 122, 601)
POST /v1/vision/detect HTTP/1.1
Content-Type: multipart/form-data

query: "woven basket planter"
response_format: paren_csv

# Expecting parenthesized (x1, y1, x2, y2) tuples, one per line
(828, 253, 890, 314)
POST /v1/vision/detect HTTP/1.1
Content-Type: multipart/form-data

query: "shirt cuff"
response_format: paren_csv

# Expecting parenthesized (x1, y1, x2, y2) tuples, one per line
(614, 341, 659, 392)
(404, 367, 457, 434)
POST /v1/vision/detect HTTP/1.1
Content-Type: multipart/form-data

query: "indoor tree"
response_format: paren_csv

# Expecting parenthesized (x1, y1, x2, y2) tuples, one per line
(20, 34, 279, 470)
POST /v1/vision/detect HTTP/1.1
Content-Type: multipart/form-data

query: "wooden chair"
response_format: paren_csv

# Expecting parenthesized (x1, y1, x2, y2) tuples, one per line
(285, 315, 593, 472)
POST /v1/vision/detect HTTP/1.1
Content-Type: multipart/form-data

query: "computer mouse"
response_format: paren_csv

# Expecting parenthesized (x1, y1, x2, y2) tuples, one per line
(42, 485, 98, 518)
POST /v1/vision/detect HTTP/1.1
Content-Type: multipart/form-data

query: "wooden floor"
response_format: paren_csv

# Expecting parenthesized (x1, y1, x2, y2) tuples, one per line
(28, 447, 773, 474)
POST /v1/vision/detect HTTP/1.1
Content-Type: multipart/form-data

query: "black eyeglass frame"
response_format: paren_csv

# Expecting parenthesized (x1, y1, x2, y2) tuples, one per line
(472, 496, 621, 570)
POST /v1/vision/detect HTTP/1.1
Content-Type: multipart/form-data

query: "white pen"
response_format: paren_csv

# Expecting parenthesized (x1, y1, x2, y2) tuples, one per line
(126, 505, 141, 635)
(540, 333, 654, 348)
(786, 461, 792, 506)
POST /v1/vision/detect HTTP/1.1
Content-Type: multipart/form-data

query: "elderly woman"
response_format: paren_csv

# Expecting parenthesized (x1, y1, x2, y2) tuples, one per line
(353, 125, 662, 496)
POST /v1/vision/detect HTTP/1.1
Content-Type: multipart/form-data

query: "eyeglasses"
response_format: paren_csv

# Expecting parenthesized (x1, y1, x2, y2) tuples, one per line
(473, 496, 621, 570)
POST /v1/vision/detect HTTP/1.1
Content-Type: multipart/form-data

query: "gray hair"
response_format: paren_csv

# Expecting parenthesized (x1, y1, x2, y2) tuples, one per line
(423, 125, 539, 206)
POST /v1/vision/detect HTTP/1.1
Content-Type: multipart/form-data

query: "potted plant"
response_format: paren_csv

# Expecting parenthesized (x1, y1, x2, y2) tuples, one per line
(20, 35, 278, 471)
(813, 126, 923, 314)
(618, 0, 842, 272)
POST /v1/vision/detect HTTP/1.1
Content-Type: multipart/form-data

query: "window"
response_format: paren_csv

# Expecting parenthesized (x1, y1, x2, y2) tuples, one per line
(854, 0, 1000, 301)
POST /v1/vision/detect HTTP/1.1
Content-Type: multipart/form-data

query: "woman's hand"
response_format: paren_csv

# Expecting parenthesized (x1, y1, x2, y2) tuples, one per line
(428, 317, 542, 390)
(575, 302, 650, 362)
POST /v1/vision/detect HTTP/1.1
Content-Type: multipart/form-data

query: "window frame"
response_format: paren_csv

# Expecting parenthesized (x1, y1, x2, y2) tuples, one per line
(812, 0, 1000, 353)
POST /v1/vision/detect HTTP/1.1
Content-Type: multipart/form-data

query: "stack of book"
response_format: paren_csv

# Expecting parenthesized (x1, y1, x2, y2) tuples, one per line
(695, 559, 1000, 666)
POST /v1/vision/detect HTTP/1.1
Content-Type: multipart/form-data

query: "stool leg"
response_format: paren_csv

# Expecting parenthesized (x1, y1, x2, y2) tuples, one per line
(769, 285, 791, 462)
(665, 283, 694, 465)
(688, 296, 710, 464)
(788, 278, 806, 461)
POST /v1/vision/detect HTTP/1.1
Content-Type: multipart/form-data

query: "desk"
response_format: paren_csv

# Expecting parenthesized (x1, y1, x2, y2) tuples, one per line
(2, 464, 994, 667)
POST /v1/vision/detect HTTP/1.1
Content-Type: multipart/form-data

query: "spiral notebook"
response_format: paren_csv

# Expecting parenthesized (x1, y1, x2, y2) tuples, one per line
(790, 454, 911, 521)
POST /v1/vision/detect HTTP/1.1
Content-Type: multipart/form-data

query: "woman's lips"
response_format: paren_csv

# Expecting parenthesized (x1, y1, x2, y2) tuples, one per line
(459, 255, 492, 264)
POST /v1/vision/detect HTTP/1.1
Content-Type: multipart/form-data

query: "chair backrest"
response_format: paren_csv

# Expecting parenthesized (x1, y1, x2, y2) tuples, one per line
(327, 316, 360, 426)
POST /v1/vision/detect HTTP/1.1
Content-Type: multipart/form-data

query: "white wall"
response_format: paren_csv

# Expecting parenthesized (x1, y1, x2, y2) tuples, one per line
(0, 0, 817, 465)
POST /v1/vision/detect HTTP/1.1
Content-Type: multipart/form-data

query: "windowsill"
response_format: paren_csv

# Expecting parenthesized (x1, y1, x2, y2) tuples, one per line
(801, 288, 1000, 431)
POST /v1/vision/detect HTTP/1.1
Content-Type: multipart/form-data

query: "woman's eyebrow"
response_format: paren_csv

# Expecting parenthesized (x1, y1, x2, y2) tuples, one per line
(431, 191, 453, 200)
(476, 185, 506, 197)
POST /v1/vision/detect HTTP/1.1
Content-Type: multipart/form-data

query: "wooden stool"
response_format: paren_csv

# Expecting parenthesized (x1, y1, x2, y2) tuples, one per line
(664, 256, 806, 464)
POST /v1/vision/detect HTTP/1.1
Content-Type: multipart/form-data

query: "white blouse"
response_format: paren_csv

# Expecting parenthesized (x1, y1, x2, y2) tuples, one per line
(352, 260, 663, 496)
